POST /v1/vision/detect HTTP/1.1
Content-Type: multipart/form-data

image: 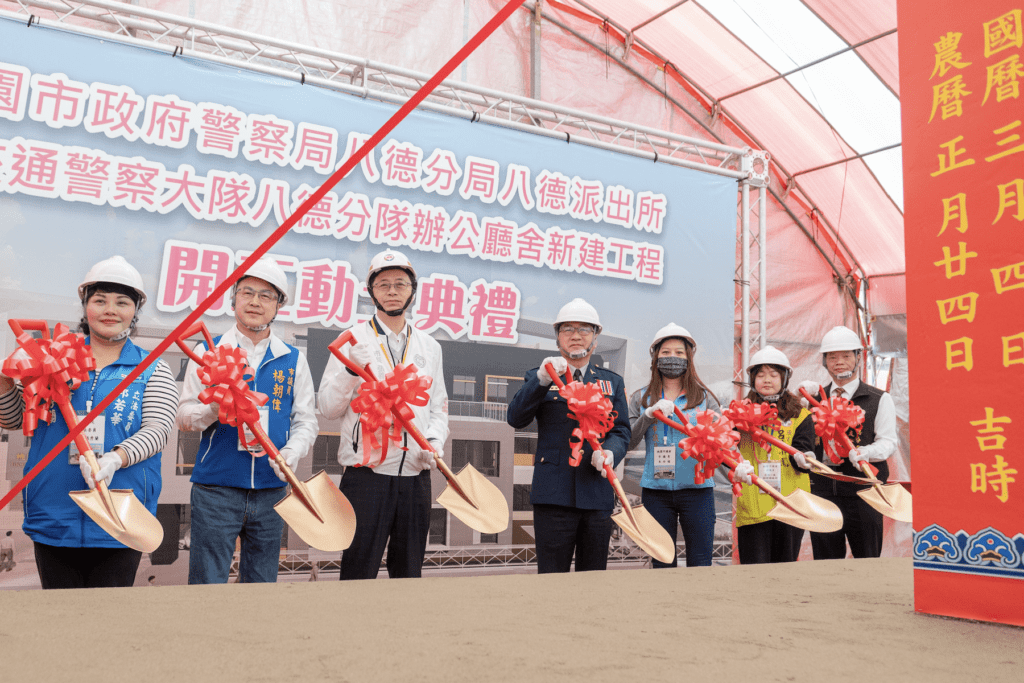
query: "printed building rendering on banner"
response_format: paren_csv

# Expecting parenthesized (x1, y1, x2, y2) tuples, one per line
(900, 0, 1024, 625)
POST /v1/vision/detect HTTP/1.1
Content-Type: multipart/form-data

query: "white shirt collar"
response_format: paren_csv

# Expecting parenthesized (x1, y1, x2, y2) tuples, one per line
(224, 324, 282, 369)
(831, 378, 860, 398)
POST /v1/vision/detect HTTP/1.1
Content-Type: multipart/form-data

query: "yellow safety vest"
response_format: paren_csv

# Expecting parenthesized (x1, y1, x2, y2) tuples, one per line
(735, 408, 812, 527)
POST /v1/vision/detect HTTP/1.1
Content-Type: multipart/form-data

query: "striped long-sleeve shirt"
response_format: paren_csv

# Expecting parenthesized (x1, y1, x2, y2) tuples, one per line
(0, 360, 179, 466)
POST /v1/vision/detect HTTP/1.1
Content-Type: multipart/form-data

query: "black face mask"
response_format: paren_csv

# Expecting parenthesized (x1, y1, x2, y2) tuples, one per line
(657, 356, 688, 378)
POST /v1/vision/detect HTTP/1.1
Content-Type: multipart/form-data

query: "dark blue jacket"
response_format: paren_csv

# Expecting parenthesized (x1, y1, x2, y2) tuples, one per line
(507, 364, 631, 511)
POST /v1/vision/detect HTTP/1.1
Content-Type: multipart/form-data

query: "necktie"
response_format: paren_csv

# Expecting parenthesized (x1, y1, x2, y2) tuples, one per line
(833, 387, 844, 398)
(574, 368, 582, 382)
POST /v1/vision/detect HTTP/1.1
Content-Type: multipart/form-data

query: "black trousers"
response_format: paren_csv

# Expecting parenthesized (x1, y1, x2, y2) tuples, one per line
(737, 519, 805, 564)
(532, 503, 612, 573)
(810, 495, 884, 559)
(339, 466, 432, 580)
(33, 542, 142, 589)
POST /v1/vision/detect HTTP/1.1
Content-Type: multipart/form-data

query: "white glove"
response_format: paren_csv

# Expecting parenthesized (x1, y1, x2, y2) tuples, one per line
(797, 380, 822, 407)
(591, 449, 614, 477)
(644, 398, 677, 420)
(848, 448, 869, 469)
(419, 442, 441, 471)
(80, 452, 122, 490)
(350, 342, 374, 369)
(269, 449, 301, 482)
(536, 356, 568, 386)
(733, 460, 754, 485)
(792, 451, 812, 469)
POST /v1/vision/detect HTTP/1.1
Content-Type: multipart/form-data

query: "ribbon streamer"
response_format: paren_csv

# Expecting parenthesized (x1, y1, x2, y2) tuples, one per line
(675, 410, 743, 495)
(557, 377, 617, 467)
(193, 346, 269, 453)
(2, 324, 95, 436)
(722, 399, 782, 451)
(809, 396, 865, 464)
(350, 363, 431, 468)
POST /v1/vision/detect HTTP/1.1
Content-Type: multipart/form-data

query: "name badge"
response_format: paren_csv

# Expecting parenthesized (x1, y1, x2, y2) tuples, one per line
(653, 445, 676, 480)
(238, 407, 271, 453)
(758, 460, 782, 490)
(69, 411, 105, 464)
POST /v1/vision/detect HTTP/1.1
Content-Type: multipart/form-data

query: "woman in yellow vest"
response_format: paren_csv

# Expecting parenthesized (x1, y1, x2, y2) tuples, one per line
(736, 346, 815, 564)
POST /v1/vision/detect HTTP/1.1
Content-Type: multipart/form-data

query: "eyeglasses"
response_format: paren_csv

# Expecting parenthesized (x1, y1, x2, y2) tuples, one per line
(558, 324, 595, 337)
(373, 281, 412, 293)
(236, 287, 279, 304)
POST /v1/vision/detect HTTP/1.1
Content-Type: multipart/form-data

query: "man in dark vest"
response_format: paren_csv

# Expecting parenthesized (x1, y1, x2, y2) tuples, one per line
(798, 325, 897, 559)
(177, 258, 319, 583)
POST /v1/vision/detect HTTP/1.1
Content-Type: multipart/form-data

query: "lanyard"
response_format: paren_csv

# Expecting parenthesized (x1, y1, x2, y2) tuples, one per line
(370, 317, 409, 369)
(85, 369, 103, 412)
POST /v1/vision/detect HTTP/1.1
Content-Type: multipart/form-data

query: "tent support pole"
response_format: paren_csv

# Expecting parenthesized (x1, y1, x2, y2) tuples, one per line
(740, 180, 751, 397)
(758, 185, 767, 351)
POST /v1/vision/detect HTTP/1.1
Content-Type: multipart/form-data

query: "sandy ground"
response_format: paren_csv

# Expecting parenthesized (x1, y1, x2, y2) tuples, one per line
(1, 557, 1020, 682)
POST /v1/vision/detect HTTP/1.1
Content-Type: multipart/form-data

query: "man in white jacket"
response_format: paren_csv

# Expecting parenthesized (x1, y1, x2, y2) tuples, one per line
(318, 249, 449, 580)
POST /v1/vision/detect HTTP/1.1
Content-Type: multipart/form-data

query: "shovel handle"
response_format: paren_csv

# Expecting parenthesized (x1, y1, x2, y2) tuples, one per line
(543, 362, 571, 391)
(53, 397, 124, 528)
(8, 319, 51, 341)
(173, 320, 217, 366)
(798, 387, 826, 410)
(651, 409, 689, 434)
(246, 420, 326, 524)
(328, 330, 478, 509)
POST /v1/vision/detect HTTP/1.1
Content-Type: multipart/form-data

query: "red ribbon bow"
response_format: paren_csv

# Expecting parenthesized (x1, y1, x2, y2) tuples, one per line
(722, 399, 781, 450)
(1, 324, 95, 436)
(194, 346, 269, 453)
(676, 409, 743, 494)
(810, 397, 865, 464)
(350, 363, 431, 468)
(557, 377, 617, 467)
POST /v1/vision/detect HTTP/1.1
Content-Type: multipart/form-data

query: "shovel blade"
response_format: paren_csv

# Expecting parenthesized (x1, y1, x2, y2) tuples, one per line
(436, 463, 509, 534)
(275, 471, 356, 552)
(858, 484, 913, 523)
(69, 489, 164, 553)
(765, 489, 844, 533)
(611, 503, 676, 564)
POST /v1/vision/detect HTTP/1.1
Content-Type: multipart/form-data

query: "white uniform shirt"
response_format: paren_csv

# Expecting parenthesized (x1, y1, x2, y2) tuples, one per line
(830, 378, 898, 463)
(175, 324, 319, 462)
(318, 315, 449, 476)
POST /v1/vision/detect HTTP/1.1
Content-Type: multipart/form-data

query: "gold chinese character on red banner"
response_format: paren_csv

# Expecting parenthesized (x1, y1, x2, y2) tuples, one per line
(991, 260, 1024, 293)
(969, 406, 1012, 450)
(932, 31, 973, 77)
(945, 336, 974, 370)
(983, 10, 1023, 58)
(985, 120, 1024, 162)
(934, 242, 978, 278)
(970, 455, 1017, 503)
(931, 136, 976, 176)
(938, 192, 969, 235)
(936, 292, 979, 323)
(931, 75, 972, 121)
(1003, 332, 1024, 366)
(984, 55, 1024, 104)
(993, 178, 1023, 223)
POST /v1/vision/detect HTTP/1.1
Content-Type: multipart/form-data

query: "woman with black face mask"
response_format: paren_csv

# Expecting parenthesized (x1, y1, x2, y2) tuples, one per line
(735, 346, 815, 564)
(627, 324, 723, 568)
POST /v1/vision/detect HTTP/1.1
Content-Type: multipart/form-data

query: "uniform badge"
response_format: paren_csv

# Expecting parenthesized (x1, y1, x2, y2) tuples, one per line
(598, 379, 613, 395)
(414, 354, 426, 368)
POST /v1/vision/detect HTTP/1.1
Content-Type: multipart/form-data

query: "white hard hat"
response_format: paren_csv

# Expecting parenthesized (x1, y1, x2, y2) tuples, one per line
(650, 323, 695, 355)
(820, 326, 862, 354)
(78, 255, 147, 307)
(368, 249, 417, 284)
(747, 345, 792, 374)
(553, 298, 602, 334)
(239, 258, 290, 305)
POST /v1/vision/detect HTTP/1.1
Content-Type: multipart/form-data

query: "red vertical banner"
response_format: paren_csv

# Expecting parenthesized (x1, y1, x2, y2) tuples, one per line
(899, 1, 1024, 626)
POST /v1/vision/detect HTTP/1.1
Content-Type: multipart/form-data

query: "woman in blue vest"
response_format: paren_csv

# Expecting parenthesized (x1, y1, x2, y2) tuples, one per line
(627, 323, 752, 568)
(0, 256, 178, 589)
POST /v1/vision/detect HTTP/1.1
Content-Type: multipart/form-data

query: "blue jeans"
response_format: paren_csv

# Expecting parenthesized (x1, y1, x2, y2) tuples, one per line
(188, 483, 286, 584)
(642, 486, 715, 568)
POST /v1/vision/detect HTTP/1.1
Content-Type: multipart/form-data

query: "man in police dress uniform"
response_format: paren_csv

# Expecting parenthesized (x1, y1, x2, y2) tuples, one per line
(507, 298, 631, 573)
(318, 249, 449, 580)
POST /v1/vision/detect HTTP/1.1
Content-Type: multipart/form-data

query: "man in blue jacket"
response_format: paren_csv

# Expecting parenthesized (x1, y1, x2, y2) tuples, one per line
(507, 298, 631, 573)
(177, 259, 319, 584)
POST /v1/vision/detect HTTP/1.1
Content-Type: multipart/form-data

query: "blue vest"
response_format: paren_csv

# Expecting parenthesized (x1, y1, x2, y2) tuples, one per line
(22, 338, 160, 548)
(641, 395, 714, 490)
(189, 335, 299, 490)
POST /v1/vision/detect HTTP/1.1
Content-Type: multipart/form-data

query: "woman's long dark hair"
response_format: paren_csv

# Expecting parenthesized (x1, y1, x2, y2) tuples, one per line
(640, 337, 713, 410)
(78, 282, 141, 337)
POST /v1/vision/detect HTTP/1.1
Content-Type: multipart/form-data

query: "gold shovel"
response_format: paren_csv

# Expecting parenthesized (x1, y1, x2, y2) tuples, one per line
(176, 322, 356, 551)
(654, 410, 843, 534)
(330, 332, 509, 534)
(855, 459, 913, 523)
(59, 401, 165, 553)
(546, 364, 675, 563)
